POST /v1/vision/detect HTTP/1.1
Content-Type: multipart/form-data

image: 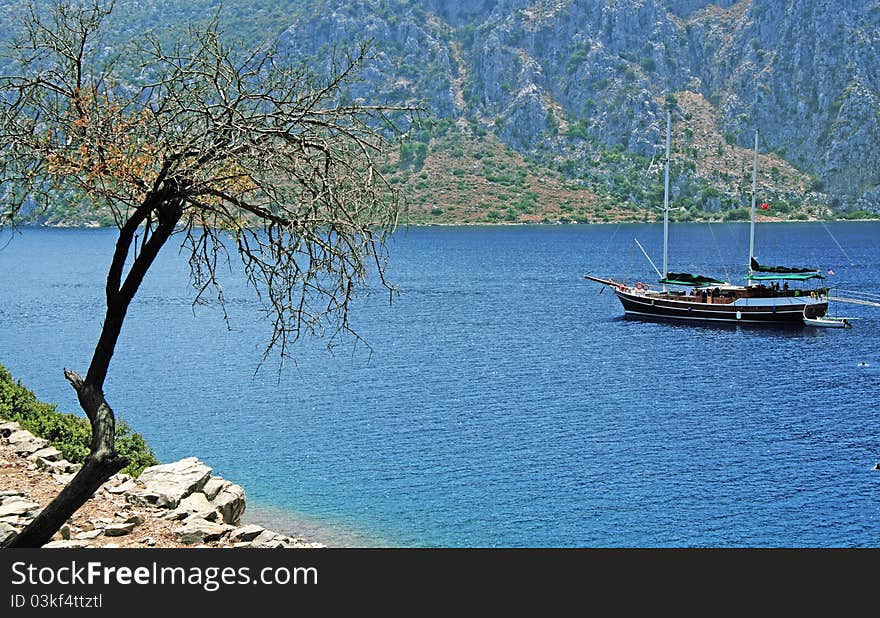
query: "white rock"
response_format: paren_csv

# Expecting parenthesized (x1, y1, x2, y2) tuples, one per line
(106, 480, 136, 494)
(43, 540, 89, 549)
(172, 518, 234, 545)
(229, 524, 265, 543)
(263, 539, 289, 549)
(104, 522, 137, 537)
(178, 492, 215, 514)
(75, 530, 103, 540)
(0, 420, 22, 437)
(0, 500, 41, 518)
(27, 446, 62, 462)
(202, 477, 232, 501)
(52, 472, 77, 485)
(5, 429, 31, 440)
(8, 432, 50, 456)
(0, 522, 18, 545)
(163, 492, 219, 522)
(6, 428, 43, 442)
(211, 484, 246, 525)
(36, 458, 72, 473)
(128, 457, 212, 509)
(161, 509, 190, 522)
(249, 529, 280, 547)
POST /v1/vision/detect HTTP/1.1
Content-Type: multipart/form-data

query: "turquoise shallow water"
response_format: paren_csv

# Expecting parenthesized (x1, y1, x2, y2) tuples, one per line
(1, 222, 879, 546)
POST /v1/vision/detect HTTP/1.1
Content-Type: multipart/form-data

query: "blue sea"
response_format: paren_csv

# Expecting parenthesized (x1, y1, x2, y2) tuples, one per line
(0, 222, 878, 547)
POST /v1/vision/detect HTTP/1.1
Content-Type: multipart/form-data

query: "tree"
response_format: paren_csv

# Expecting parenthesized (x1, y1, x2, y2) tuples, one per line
(0, 0, 416, 547)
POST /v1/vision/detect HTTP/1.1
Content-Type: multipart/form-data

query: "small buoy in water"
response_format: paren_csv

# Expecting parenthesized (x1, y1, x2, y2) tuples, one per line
(859, 361, 868, 367)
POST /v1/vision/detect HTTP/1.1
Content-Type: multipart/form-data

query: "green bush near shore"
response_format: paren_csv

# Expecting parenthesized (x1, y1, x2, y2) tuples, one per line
(0, 364, 158, 477)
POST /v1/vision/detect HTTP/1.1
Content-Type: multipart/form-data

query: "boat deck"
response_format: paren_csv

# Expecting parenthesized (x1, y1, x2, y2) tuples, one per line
(639, 285, 829, 305)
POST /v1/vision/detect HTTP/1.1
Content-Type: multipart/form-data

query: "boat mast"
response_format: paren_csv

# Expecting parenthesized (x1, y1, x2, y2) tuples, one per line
(662, 111, 671, 292)
(748, 128, 758, 286)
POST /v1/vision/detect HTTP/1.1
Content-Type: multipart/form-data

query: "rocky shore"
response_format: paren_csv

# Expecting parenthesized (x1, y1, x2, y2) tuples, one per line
(0, 419, 323, 548)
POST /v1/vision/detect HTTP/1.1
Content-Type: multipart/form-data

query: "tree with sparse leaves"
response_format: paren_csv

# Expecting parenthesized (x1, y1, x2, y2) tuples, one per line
(0, 0, 416, 547)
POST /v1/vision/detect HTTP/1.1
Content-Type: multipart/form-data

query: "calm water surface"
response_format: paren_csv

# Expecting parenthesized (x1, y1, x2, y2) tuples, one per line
(0, 222, 878, 547)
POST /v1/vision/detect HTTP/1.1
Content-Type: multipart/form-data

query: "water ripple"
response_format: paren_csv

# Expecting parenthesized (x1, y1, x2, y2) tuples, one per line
(0, 224, 878, 547)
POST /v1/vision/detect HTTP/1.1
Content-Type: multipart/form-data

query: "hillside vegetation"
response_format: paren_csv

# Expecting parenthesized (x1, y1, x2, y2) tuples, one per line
(3, 0, 878, 225)
(0, 364, 157, 477)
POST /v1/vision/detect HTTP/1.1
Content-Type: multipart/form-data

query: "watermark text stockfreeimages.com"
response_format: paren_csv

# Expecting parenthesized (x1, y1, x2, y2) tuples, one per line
(9, 560, 317, 592)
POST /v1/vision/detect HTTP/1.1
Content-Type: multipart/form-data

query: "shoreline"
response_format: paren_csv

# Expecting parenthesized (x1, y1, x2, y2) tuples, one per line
(243, 501, 393, 548)
(0, 418, 325, 548)
(7, 216, 880, 231)
(396, 216, 880, 226)
(0, 415, 391, 548)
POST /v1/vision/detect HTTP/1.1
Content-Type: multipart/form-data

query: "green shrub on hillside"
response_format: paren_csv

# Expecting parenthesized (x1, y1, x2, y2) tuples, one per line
(724, 208, 750, 221)
(840, 209, 874, 220)
(0, 364, 158, 476)
(566, 49, 588, 73)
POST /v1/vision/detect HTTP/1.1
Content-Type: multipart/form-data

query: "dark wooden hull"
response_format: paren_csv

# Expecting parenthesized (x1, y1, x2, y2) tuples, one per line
(614, 290, 826, 324)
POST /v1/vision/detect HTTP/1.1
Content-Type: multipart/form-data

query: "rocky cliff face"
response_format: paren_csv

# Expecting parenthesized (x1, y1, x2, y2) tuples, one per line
(2, 0, 875, 213)
(690, 0, 880, 206)
(273, 0, 880, 211)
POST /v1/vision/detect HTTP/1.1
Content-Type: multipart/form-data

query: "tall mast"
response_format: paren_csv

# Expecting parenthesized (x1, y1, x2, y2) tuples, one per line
(662, 110, 671, 292)
(748, 128, 758, 286)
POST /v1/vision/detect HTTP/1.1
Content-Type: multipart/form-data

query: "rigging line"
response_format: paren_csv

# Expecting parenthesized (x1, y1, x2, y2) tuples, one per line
(835, 289, 880, 302)
(599, 220, 623, 263)
(705, 219, 731, 283)
(625, 237, 636, 284)
(819, 219, 855, 266)
(724, 217, 747, 273)
(634, 238, 663, 279)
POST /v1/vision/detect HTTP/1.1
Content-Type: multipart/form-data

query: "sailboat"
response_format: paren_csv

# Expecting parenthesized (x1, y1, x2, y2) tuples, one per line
(585, 112, 829, 324)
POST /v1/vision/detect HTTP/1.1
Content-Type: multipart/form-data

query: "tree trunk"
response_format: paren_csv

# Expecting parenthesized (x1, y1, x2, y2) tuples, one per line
(6, 446, 128, 547)
(4, 196, 182, 547)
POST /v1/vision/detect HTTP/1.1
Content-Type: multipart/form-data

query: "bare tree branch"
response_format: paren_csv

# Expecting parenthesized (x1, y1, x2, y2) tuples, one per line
(1, 0, 421, 547)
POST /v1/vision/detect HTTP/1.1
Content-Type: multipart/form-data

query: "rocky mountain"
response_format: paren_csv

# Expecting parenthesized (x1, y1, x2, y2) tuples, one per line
(282, 0, 879, 213)
(3, 0, 879, 223)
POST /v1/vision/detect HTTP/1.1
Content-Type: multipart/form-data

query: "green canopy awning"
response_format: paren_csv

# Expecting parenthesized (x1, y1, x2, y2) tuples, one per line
(748, 272, 825, 281)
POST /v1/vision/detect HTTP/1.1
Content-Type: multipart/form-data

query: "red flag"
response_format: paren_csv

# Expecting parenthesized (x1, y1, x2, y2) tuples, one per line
(759, 202, 769, 210)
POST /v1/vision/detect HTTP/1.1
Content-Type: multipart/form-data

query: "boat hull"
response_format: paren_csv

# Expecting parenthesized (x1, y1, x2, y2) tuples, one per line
(803, 316, 851, 328)
(613, 289, 826, 324)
